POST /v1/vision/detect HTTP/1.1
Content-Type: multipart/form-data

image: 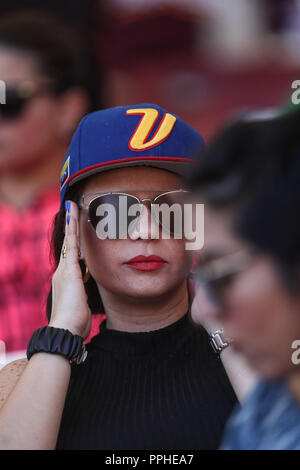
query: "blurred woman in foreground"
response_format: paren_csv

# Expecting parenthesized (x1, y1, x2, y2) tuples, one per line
(189, 109, 300, 449)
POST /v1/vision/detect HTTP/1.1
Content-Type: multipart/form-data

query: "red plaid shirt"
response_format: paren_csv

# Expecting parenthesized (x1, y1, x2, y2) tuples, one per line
(0, 187, 103, 353)
(0, 187, 59, 352)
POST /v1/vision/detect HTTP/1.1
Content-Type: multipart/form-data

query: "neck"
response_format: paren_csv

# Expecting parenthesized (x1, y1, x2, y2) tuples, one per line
(0, 146, 64, 209)
(99, 282, 190, 332)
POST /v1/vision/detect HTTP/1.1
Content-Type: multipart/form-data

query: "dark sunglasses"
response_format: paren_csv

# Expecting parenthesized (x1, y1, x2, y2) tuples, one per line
(0, 80, 53, 119)
(79, 189, 192, 239)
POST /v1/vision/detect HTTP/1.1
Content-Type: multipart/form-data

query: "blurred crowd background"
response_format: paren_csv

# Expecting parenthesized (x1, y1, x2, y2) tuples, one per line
(2, 0, 300, 137)
(98, 0, 300, 138)
(0, 0, 300, 361)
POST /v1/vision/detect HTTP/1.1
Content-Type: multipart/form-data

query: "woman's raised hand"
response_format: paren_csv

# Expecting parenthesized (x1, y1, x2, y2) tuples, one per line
(49, 201, 92, 339)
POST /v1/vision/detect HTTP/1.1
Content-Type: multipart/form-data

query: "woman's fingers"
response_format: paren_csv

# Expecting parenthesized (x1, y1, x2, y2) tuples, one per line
(50, 200, 91, 338)
(61, 201, 80, 266)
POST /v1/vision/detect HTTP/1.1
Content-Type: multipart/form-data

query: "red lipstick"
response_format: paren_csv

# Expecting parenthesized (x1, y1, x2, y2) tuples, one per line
(125, 255, 166, 271)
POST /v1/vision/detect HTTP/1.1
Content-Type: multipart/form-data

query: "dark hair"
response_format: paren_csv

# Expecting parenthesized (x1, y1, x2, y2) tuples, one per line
(46, 180, 105, 322)
(188, 108, 300, 289)
(0, 10, 104, 110)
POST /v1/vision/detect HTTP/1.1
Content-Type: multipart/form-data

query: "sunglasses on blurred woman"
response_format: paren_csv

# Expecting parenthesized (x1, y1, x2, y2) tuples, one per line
(190, 250, 255, 305)
(0, 80, 54, 119)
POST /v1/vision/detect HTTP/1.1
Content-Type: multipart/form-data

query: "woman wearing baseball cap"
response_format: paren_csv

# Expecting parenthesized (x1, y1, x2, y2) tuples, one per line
(0, 104, 239, 449)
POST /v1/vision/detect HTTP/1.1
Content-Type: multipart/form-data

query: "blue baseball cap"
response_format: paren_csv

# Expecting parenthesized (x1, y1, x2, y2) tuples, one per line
(59, 103, 205, 208)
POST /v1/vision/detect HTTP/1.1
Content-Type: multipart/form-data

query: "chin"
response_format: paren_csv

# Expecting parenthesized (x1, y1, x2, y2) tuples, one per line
(124, 287, 172, 300)
(119, 281, 178, 300)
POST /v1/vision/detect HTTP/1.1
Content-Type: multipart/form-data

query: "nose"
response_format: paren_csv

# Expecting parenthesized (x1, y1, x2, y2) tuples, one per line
(128, 202, 160, 240)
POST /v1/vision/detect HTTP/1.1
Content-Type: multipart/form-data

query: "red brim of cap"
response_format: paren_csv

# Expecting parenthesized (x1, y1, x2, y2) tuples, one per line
(67, 157, 195, 188)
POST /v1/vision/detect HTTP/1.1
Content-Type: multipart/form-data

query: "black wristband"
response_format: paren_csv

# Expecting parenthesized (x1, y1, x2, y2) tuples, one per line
(26, 327, 87, 364)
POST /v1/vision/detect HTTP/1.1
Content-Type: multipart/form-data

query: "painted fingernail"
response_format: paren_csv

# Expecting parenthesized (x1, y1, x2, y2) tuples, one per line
(65, 201, 71, 213)
(67, 214, 70, 225)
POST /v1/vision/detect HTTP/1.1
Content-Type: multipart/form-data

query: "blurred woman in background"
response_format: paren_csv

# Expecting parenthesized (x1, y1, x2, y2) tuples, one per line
(189, 108, 300, 449)
(0, 11, 104, 355)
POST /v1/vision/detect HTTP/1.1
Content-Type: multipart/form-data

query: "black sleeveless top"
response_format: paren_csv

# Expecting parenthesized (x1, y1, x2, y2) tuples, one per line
(56, 312, 237, 450)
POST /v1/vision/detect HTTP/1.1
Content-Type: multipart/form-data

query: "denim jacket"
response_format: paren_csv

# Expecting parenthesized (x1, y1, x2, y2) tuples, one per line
(220, 379, 300, 450)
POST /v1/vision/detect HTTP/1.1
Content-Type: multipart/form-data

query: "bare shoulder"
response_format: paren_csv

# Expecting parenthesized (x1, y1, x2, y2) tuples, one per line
(0, 359, 28, 409)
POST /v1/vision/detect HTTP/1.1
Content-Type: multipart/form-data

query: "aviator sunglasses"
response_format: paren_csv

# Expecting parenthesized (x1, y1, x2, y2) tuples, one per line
(79, 189, 192, 239)
(0, 80, 54, 119)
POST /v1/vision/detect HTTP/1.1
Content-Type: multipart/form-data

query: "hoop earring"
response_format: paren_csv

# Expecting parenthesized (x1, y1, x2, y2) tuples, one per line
(83, 264, 90, 284)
